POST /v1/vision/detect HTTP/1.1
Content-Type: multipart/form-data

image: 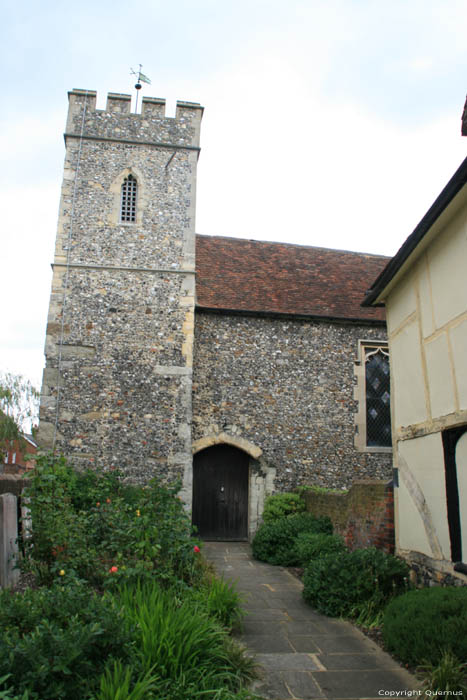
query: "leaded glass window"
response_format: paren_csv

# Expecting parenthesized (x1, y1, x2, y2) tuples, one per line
(365, 346, 391, 447)
(120, 174, 137, 222)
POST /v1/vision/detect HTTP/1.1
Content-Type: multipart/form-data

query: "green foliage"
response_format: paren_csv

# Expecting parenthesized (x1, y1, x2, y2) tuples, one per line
(0, 675, 30, 699)
(303, 547, 410, 623)
(115, 581, 255, 699)
(0, 371, 39, 433)
(94, 661, 159, 700)
(252, 513, 333, 566)
(0, 584, 134, 700)
(11, 453, 254, 700)
(419, 651, 467, 695)
(383, 586, 467, 666)
(294, 532, 347, 567)
(22, 454, 199, 589)
(194, 576, 245, 631)
(262, 492, 305, 522)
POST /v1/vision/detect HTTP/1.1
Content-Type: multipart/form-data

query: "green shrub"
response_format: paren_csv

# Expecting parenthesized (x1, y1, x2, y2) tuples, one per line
(383, 587, 467, 666)
(252, 513, 333, 566)
(262, 493, 305, 522)
(0, 583, 134, 700)
(303, 547, 410, 623)
(294, 532, 346, 567)
(22, 454, 198, 589)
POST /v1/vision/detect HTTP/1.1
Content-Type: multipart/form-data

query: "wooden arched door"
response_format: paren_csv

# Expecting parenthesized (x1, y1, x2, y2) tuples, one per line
(192, 444, 249, 540)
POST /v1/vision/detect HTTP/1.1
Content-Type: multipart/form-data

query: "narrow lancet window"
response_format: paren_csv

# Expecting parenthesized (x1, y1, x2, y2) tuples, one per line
(120, 174, 137, 222)
(365, 346, 391, 447)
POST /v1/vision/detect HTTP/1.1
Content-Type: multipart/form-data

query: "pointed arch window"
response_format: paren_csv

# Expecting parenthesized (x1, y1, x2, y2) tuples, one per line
(120, 174, 137, 223)
(365, 346, 391, 447)
(354, 340, 392, 452)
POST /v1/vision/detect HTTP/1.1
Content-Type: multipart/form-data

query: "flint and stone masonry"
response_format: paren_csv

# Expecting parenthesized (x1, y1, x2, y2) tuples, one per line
(38, 90, 202, 500)
(39, 89, 392, 534)
(193, 312, 392, 491)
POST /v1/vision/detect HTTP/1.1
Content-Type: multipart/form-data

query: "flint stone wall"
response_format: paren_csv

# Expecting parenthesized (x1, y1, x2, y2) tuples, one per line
(192, 311, 392, 490)
(38, 91, 201, 490)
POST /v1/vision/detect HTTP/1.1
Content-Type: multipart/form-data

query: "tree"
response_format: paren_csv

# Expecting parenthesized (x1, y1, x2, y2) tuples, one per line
(0, 372, 39, 462)
(0, 372, 39, 433)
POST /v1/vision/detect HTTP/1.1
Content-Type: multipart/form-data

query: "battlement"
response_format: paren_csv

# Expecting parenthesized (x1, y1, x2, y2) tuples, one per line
(65, 89, 203, 148)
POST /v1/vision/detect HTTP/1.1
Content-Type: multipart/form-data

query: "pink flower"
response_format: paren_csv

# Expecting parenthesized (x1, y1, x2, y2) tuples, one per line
(109, 565, 118, 573)
(193, 545, 201, 554)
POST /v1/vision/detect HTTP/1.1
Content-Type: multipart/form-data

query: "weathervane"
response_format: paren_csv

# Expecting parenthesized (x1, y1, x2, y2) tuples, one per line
(130, 64, 151, 111)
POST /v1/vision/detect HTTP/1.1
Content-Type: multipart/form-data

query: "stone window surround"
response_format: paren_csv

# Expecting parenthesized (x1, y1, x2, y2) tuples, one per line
(120, 174, 137, 222)
(354, 339, 392, 454)
(109, 167, 146, 227)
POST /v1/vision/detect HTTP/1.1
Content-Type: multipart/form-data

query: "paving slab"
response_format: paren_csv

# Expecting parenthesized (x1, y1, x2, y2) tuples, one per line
(203, 541, 419, 700)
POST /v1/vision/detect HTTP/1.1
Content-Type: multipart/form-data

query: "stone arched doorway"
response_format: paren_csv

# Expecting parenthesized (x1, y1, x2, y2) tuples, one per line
(192, 444, 249, 540)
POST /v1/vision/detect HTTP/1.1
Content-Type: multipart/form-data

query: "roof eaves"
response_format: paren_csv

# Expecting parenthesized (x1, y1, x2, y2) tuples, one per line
(362, 155, 467, 307)
(195, 304, 386, 325)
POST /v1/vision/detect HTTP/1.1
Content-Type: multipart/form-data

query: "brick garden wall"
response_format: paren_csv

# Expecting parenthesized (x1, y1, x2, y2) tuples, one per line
(303, 480, 395, 553)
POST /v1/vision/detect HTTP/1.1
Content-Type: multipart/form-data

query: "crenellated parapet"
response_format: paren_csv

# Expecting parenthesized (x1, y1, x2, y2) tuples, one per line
(65, 89, 203, 149)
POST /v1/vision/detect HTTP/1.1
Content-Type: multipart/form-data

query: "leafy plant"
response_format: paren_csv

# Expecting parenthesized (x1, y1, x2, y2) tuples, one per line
(195, 576, 245, 631)
(419, 651, 467, 694)
(294, 532, 346, 567)
(383, 586, 467, 666)
(0, 675, 30, 700)
(0, 583, 134, 700)
(252, 513, 333, 566)
(262, 493, 305, 522)
(94, 661, 158, 700)
(21, 454, 199, 589)
(116, 581, 254, 697)
(303, 547, 410, 622)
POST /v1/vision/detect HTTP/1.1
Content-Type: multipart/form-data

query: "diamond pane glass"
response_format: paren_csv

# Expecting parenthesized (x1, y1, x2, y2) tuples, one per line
(365, 350, 391, 447)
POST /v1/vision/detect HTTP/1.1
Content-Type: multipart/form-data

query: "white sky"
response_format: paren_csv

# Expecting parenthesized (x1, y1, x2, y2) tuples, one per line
(1, 0, 466, 388)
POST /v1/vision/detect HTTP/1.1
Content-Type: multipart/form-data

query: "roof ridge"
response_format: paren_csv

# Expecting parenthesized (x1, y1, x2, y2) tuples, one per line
(195, 233, 391, 259)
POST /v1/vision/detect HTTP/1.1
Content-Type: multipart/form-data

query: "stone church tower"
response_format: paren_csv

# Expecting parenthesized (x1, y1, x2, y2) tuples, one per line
(38, 89, 203, 498)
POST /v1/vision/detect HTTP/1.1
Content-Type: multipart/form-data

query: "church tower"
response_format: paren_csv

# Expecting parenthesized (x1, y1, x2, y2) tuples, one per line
(38, 89, 203, 498)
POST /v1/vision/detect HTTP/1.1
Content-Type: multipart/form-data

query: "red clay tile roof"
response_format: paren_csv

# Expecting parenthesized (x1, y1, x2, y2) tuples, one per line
(195, 235, 388, 322)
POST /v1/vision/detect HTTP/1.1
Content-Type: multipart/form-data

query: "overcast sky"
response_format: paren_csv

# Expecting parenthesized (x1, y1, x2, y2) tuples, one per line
(1, 0, 466, 388)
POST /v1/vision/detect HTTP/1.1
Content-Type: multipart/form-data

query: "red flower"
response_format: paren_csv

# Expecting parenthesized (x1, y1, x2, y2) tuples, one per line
(96, 502, 100, 507)
(109, 565, 118, 573)
(106, 498, 111, 504)
(193, 545, 201, 554)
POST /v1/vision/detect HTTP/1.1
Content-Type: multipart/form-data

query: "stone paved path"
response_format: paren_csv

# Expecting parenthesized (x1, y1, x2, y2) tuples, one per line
(203, 541, 419, 700)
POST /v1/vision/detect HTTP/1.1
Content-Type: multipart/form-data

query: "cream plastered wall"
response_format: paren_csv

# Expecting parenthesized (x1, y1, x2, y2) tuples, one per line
(385, 203, 467, 568)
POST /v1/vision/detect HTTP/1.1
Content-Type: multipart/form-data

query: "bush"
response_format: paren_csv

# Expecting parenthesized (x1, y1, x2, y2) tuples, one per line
(383, 587, 467, 666)
(262, 493, 305, 522)
(0, 583, 134, 700)
(252, 513, 333, 566)
(303, 547, 410, 623)
(294, 532, 347, 567)
(22, 454, 198, 589)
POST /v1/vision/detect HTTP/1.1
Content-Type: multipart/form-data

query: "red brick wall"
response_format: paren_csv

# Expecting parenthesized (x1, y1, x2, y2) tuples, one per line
(303, 480, 394, 554)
